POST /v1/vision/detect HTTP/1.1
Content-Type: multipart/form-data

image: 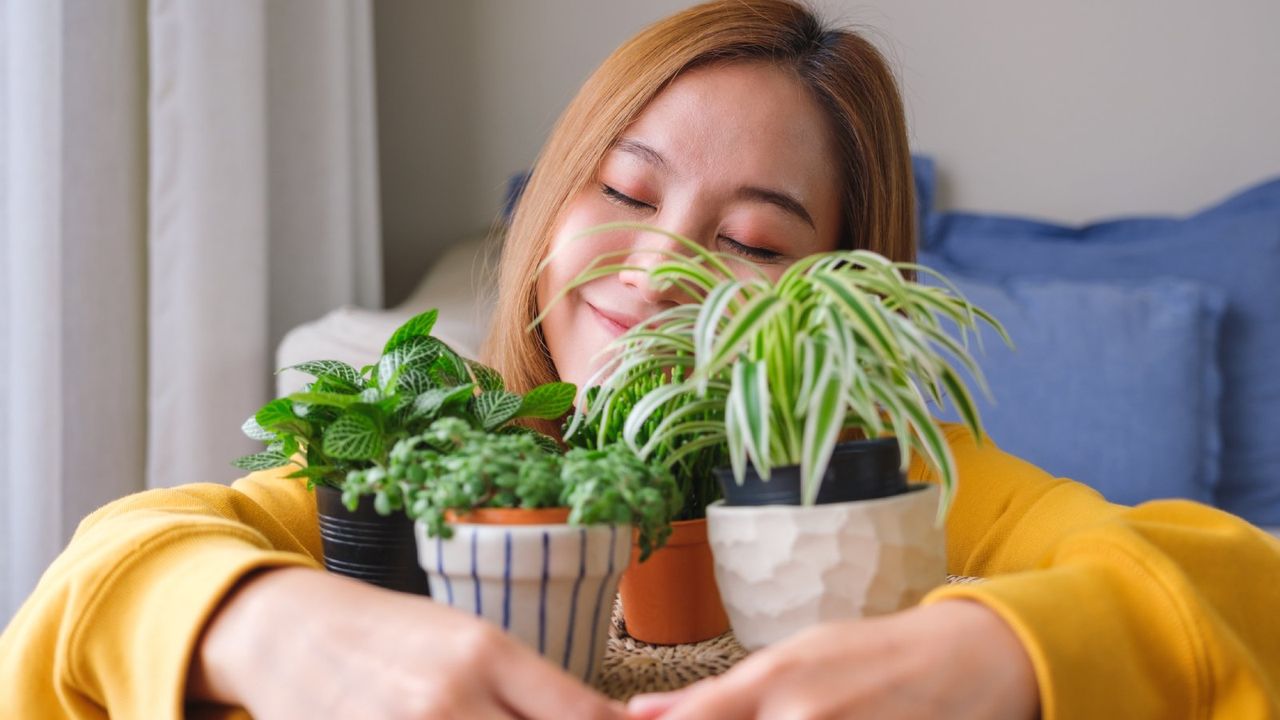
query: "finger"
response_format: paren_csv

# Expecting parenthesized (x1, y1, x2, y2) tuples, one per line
(649, 676, 757, 720)
(489, 642, 625, 720)
(414, 696, 516, 720)
(626, 687, 693, 719)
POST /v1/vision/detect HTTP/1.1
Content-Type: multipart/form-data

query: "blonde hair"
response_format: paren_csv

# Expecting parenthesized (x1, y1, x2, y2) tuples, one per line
(483, 0, 915, 404)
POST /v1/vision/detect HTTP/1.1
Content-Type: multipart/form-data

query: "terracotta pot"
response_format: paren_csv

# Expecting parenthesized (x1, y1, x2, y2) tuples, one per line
(417, 511, 629, 683)
(446, 507, 572, 525)
(618, 518, 730, 645)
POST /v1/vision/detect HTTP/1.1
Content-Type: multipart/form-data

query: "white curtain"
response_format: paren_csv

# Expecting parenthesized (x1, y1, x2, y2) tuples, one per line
(1, 0, 382, 623)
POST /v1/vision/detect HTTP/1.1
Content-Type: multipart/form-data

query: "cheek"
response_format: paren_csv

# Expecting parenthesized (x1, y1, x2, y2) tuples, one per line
(536, 195, 624, 312)
(534, 193, 633, 386)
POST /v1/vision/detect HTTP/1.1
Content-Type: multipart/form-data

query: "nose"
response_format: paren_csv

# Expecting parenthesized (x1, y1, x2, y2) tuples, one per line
(616, 224, 702, 306)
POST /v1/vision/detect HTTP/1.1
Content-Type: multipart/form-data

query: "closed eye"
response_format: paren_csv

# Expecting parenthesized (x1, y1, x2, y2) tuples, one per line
(602, 183, 781, 262)
(719, 236, 782, 262)
(601, 184, 654, 211)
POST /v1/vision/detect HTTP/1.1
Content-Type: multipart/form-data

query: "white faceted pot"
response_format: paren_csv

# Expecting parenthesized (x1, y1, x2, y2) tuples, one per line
(415, 520, 631, 683)
(706, 484, 946, 650)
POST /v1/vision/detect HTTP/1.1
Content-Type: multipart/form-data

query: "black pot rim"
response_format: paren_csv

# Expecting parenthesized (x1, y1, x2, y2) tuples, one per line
(713, 437, 907, 507)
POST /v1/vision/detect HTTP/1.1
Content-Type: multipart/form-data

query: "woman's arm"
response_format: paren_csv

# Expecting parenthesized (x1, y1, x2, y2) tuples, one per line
(919, 423, 1280, 718)
(630, 425, 1280, 719)
(0, 467, 322, 719)
(0, 467, 625, 719)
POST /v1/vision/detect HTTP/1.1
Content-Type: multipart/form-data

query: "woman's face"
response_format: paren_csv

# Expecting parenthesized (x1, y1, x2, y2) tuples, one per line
(536, 61, 843, 389)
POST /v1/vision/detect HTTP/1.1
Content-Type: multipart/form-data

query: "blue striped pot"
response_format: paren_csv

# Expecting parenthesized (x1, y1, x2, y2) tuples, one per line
(415, 519, 631, 683)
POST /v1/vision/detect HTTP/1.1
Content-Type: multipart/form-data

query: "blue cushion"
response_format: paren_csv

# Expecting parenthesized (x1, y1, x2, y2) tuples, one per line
(919, 259, 1226, 507)
(920, 173, 1280, 524)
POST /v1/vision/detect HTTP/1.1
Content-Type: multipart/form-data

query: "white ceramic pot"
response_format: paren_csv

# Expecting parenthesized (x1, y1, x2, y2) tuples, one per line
(415, 520, 631, 683)
(706, 484, 946, 650)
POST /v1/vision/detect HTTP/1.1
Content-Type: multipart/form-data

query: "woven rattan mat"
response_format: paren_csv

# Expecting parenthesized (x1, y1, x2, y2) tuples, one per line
(594, 575, 982, 701)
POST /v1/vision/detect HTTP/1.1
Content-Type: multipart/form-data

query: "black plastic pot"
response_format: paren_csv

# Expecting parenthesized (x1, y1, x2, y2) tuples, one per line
(314, 484, 431, 596)
(714, 438, 908, 506)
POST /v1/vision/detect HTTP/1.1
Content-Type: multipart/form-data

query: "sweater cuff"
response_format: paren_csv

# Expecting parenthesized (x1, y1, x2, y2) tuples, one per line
(68, 529, 321, 719)
(923, 564, 1202, 720)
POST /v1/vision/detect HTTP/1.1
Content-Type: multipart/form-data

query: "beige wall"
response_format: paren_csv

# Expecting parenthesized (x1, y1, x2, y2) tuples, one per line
(374, 0, 1280, 304)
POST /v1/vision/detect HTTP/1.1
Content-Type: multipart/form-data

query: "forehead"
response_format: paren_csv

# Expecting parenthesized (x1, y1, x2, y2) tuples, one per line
(616, 61, 840, 196)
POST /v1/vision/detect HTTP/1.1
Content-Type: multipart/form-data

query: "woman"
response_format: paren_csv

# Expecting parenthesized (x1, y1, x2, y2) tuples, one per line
(3, 1, 1277, 718)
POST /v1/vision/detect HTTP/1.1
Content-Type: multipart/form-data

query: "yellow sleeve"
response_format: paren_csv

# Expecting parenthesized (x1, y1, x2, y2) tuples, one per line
(910, 424, 1280, 719)
(0, 466, 324, 720)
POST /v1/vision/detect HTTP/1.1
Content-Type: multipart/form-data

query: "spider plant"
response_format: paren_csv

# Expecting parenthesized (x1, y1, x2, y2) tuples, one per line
(536, 222, 1009, 521)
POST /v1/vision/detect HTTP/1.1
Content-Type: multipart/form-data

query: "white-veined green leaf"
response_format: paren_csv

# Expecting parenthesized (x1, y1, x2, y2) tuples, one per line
(255, 399, 311, 437)
(411, 383, 475, 419)
(287, 391, 361, 409)
(466, 360, 506, 392)
(280, 360, 363, 389)
(472, 390, 522, 430)
(516, 382, 575, 420)
(377, 336, 442, 389)
(232, 450, 291, 472)
(382, 309, 439, 354)
(241, 415, 276, 442)
(395, 365, 437, 395)
(323, 412, 383, 460)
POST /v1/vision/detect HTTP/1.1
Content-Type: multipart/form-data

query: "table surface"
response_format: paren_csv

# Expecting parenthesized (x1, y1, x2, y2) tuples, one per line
(594, 575, 982, 701)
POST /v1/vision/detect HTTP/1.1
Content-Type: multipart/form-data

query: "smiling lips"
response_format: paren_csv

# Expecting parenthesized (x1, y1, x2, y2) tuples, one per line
(588, 303, 645, 337)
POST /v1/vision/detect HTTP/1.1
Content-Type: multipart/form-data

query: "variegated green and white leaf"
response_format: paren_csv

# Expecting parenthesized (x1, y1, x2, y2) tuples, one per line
(800, 356, 843, 506)
(731, 360, 771, 479)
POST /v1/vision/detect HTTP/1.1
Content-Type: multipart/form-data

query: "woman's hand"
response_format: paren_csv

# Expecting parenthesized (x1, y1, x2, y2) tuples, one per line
(188, 566, 624, 720)
(626, 600, 1039, 720)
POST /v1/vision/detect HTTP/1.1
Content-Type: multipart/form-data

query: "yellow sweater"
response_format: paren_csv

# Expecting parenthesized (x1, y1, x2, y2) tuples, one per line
(2, 424, 1278, 719)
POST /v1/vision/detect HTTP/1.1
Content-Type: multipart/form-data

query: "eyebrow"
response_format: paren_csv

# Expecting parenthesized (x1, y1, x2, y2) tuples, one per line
(613, 137, 816, 229)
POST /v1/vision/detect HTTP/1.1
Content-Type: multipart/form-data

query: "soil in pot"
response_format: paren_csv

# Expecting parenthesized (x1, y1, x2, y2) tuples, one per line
(714, 437, 908, 506)
(315, 484, 430, 596)
(618, 517, 730, 645)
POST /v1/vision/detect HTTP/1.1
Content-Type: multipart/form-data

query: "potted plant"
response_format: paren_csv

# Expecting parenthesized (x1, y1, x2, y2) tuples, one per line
(233, 309, 576, 596)
(550, 223, 1006, 650)
(562, 366, 733, 645)
(342, 416, 681, 683)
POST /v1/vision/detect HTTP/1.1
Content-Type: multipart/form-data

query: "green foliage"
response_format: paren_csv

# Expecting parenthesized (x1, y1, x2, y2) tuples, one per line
(233, 309, 567, 488)
(544, 222, 1010, 522)
(515, 382, 576, 420)
(343, 418, 681, 561)
(565, 364, 726, 521)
